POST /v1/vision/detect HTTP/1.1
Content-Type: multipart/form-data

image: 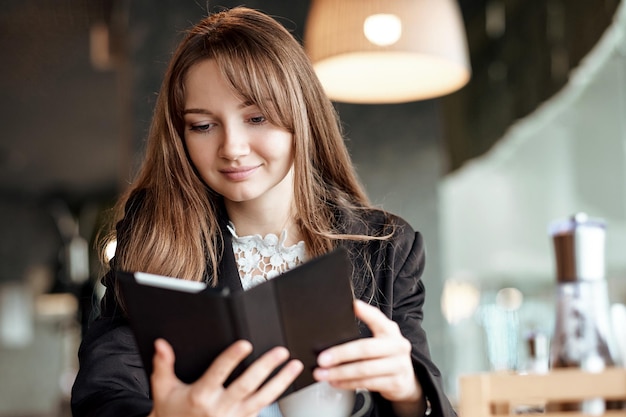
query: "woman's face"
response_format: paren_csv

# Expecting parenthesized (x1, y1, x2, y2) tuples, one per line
(182, 59, 295, 209)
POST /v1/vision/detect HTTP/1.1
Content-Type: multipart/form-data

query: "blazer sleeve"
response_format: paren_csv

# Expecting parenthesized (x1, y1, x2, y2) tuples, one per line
(358, 219, 457, 417)
(70, 271, 153, 417)
(394, 231, 456, 417)
(71, 191, 153, 417)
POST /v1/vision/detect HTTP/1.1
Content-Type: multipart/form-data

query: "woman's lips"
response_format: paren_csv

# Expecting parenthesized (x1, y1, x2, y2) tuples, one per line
(219, 165, 259, 181)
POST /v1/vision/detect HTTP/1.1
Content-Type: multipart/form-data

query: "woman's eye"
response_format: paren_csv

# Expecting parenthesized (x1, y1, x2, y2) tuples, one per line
(189, 123, 213, 132)
(248, 115, 266, 125)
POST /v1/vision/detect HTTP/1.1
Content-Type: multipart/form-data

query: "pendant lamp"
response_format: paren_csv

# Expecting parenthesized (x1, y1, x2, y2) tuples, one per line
(304, 0, 472, 104)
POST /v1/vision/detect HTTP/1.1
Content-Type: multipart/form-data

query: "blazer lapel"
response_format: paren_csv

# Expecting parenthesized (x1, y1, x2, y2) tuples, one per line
(217, 221, 244, 293)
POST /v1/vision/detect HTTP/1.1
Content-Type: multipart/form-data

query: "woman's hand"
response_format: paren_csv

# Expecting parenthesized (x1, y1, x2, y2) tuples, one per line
(313, 300, 426, 417)
(148, 339, 303, 417)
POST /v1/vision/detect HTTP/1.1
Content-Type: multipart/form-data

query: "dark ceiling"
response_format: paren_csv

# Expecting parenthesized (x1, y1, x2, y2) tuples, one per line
(0, 0, 620, 204)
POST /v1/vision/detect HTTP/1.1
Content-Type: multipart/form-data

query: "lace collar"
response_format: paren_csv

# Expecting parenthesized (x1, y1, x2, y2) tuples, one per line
(227, 222, 307, 290)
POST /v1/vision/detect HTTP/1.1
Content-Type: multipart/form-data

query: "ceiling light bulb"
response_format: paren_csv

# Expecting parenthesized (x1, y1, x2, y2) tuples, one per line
(363, 14, 402, 46)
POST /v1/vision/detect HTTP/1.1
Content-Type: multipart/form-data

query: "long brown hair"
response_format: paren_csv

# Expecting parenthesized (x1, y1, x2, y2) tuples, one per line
(104, 7, 387, 285)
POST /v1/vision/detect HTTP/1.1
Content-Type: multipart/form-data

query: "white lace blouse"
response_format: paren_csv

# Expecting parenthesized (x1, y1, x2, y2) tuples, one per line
(227, 222, 307, 290)
(227, 223, 307, 417)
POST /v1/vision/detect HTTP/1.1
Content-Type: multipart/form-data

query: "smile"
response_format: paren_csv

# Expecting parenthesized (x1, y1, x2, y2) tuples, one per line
(219, 165, 260, 181)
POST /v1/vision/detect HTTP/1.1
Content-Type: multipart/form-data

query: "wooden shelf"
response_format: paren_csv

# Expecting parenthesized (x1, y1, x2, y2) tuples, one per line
(459, 368, 626, 416)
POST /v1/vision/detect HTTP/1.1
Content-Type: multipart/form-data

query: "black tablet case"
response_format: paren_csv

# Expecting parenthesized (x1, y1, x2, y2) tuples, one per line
(116, 247, 360, 396)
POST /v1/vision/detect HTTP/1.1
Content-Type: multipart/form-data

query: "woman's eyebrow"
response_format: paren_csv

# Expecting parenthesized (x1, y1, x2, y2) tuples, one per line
(183, 108, 211, 115)
(183, 102, 257, 116)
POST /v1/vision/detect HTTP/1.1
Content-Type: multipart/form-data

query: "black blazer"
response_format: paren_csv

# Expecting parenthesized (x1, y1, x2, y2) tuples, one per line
(71, 200, 456, 417)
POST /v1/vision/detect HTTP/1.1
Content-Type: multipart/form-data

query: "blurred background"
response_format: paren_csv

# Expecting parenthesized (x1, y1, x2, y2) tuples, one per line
(1, 0, 625, 415)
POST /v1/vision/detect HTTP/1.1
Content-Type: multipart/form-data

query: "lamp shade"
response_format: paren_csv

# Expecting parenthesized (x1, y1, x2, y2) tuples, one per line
(304, 0, 472, 104)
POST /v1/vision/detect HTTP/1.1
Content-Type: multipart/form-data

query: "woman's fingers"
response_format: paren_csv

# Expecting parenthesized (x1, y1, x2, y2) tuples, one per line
(151, 338, 180, 395)
(327, 373, 419, 402)
(316, 354, 402, 381)
(315, 300, 408, 369)
(243, 359, 304, 410)
(316, 329, 411, 368)
(220, 346, 302, 415)
(313, 300, 421, 404)
(149, 340, 301, 417)
(175, 340, 255, 413)
(153, 338, 176, 370)
(223, 346, 289, 399)
(353, 299, 402, 337)
(195, 340, 254, 390)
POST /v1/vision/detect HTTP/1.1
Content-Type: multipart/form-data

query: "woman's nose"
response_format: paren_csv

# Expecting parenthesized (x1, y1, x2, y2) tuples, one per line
(219, 125, 250, 161)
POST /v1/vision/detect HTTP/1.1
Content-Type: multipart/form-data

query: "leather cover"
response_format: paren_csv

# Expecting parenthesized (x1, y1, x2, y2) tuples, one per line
(116, 247, 360, 396)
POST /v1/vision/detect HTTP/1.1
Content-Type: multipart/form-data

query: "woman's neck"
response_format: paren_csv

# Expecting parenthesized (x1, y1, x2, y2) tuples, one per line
(225, 200, 301, 244)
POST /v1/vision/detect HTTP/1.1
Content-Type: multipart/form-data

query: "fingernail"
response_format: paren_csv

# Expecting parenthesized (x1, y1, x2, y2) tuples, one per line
(290, 360, 304, 375)
(318, 351, 332, 366)
(154, 339, 165, 354)
(238, 340, 253, 354)
(274, 346, 289, 360)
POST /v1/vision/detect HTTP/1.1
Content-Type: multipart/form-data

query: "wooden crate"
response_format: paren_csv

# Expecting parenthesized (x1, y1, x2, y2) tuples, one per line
(459, 368, 626, 417)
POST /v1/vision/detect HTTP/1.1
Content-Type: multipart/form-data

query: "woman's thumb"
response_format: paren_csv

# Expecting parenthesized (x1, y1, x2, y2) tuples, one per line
(151, 338, 177, 392)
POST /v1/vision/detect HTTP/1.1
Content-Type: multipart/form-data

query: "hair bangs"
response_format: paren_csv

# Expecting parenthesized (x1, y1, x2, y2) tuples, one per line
(215, 49, 295, 134)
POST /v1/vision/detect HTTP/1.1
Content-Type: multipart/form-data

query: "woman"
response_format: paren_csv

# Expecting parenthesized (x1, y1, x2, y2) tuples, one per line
(71, 7, 456, 417)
